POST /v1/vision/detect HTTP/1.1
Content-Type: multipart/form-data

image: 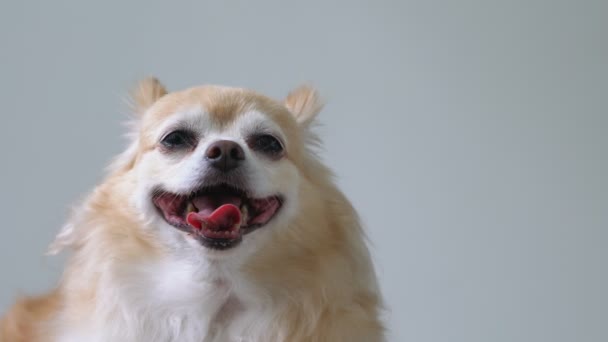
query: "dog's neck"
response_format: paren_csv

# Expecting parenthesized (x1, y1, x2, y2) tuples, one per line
(57, 247, 275, 342)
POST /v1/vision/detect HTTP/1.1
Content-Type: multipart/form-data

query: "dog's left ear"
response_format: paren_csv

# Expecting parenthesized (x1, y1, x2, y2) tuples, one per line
(284, 85, 324, 127)
(129, 77, 168, 117)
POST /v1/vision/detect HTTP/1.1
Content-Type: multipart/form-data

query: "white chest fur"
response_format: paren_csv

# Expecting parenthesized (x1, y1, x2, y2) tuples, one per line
(56, 257, 273, 342)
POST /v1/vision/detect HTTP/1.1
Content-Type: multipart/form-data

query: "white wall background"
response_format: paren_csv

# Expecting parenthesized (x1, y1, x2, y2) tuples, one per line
(0, 1, 606, 341)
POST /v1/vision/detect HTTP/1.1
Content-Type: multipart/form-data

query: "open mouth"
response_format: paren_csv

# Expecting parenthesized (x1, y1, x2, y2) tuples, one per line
(152, 184, 282, 250)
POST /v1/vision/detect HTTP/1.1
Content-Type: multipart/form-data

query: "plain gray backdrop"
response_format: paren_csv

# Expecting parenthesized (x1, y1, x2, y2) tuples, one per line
(0, 1, 606, 341)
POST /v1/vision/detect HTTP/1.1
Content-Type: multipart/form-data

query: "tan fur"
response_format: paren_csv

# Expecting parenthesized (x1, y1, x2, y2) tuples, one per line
(284, 85, 324, 126)
(0, 291, 60, 342)
(129, 77, 168, 116)
(1, 79, 384, 342)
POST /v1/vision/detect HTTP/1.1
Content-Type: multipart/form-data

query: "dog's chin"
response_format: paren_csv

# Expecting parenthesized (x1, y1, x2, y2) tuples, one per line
(151, 184, 283, 252)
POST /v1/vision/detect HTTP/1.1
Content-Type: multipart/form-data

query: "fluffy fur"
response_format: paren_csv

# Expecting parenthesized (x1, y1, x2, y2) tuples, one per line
(1, 78, 384, 342)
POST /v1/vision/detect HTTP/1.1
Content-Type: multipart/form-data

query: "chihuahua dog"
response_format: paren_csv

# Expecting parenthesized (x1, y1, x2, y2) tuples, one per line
(0, 79, 384, 341)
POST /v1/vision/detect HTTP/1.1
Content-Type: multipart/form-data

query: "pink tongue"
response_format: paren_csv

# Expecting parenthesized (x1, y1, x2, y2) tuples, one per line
(186, 204, 242, 232)
(191, 195, 241, 216)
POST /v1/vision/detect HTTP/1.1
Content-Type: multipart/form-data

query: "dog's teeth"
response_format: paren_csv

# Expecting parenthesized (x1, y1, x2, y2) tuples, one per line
(186, 202, 197, 213)
(240, 205, 248, 224)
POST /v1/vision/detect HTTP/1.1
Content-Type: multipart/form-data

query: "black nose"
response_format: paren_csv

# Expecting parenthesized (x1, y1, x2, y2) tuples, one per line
(205, 140, 245, 172)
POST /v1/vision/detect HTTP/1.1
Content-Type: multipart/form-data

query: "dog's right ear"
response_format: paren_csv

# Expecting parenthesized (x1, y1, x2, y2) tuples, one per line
(107, 77, 167, 174)
(129, 77, 168, 117)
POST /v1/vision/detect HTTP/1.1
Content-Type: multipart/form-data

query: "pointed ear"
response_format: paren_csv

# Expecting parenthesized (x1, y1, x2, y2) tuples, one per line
(129, 77, 168, 116)
(284, 85, 324, 127)
(107, 77, 166, 174)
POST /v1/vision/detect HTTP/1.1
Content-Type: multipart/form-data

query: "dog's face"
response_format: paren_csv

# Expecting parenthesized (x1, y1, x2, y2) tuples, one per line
(123, 82, 319, 261)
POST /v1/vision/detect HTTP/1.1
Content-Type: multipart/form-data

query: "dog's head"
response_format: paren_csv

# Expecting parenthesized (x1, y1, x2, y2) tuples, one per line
(86, 78, 324, 260)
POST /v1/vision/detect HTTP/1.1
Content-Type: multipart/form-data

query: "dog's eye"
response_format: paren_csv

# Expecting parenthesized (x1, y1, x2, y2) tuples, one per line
(250, 134, 284, 156)
(161, 130, 196, 150)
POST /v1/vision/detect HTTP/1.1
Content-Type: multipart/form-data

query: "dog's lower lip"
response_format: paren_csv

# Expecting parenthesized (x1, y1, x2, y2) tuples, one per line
(196, 235, 243, 250)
